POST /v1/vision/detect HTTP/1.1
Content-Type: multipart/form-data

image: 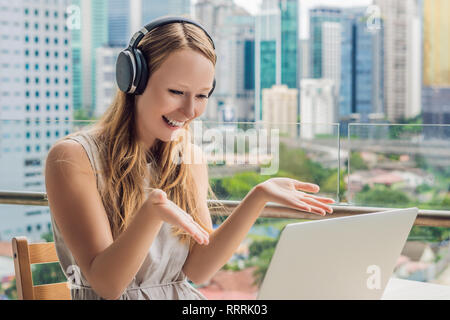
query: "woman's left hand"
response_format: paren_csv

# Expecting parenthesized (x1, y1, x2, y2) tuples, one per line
(256, 178, 335, 216)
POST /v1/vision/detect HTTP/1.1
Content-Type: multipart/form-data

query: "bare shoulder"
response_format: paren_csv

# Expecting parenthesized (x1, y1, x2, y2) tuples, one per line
(45, 139, 93, 177)
(44, 138, 114, 280)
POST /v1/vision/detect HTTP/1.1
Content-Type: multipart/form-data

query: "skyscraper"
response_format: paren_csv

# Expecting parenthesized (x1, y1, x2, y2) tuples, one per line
(95, 46, 123, 118)
(309, 7, 341, 80)
(339, 8, 384, 121)
(71, 0, 108, 116)
(422, 0, 450, 130)
(280, 0, 299, 89)
(374, 0, 422, 122)
(256, 0, 299, 122)
(321, 21, 341, 93)
(85, 0, 108, 116)
(108, 0, 131, 47)
(70, 0, 82, 112)
(195, 0, 255, 122)
(423, 0, 449, 87)
(0, 0, 73, 241)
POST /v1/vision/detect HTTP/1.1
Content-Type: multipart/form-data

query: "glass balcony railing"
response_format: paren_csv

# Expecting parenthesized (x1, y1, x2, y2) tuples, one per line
(346, 124, 450, 288)
(0, 120, 449, 300)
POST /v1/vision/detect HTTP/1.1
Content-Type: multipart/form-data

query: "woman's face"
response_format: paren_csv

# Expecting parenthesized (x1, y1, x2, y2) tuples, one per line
(135, 48, 215, 149)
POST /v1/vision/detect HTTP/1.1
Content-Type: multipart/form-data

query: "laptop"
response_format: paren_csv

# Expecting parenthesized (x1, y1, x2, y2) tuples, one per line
(257, 207, 418, 300)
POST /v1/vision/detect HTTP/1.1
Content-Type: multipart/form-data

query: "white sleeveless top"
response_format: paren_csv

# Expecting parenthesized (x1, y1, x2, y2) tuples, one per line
(49, 128, 207, 300)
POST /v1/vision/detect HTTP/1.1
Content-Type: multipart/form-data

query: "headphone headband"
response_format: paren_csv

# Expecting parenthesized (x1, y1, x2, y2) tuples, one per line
(128, 16, 215, 50)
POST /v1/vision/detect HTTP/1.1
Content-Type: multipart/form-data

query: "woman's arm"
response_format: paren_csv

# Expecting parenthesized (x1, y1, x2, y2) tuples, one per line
(46, 141, 208, 300)
(182, 184, 267, 284)
(182, 160, 334, 285)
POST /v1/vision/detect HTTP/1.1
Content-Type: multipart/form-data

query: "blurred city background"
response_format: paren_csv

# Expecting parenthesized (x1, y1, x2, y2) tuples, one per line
(0, 0, 449, 299)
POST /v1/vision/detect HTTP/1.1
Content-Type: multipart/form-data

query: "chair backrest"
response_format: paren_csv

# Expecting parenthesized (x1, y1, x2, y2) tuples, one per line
(12, 236, 71, 300)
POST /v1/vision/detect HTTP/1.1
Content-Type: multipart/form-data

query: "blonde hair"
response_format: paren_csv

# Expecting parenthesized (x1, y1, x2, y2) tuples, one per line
(63, 19, 228, 248)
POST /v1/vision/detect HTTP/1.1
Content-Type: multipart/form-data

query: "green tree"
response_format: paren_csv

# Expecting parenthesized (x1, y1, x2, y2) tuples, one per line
(321, 168, 347, 202)
(251, 247, 276, 286)
(408, 226, 450, 242)
(347, 151, 368, 171)
(248, 238, 278, 259)
(220, 171, 268, 200)
(73, 108, 98, 121)
(354, 185, 412, 208)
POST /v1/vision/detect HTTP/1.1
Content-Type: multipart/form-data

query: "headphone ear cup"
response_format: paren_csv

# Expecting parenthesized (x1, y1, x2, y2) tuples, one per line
(134, 49, 149, 95)
(116, 50, 134, 93)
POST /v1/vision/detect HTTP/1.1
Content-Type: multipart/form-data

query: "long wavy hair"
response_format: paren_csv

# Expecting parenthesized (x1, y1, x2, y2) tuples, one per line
(65, 18, 228, 247)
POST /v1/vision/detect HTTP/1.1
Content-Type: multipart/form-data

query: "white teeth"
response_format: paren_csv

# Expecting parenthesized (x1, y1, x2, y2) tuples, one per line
(164, 116, 184, 127)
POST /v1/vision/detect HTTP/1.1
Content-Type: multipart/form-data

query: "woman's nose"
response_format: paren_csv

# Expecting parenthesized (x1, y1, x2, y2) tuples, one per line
(181, 97, 196, 119)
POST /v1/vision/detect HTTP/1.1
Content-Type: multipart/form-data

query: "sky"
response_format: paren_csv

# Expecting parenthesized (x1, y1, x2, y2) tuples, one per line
(194, 0, 374, 39)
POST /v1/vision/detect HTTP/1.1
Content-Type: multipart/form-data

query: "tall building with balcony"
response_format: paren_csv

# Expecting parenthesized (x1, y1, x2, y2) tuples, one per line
(422, 0, 450, 129)
(0, 0, 73, 241)
(374, 0, 422, 122)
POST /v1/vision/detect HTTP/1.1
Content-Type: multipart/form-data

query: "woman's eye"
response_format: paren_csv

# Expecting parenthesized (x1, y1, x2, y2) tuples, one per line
(169, 89, 208, 99)
(169, 89, 183, 95)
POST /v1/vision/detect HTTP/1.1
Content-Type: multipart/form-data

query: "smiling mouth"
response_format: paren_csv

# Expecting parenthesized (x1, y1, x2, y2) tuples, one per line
(162, 115, 185, 128)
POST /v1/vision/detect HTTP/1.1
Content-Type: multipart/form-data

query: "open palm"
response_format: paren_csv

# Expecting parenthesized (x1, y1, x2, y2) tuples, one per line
(257, 178, 335, 216)
(146, 188, 209, 245)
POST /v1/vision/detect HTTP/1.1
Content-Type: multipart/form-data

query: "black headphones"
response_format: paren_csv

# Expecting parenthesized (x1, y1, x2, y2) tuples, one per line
(115, 16, 216, 96)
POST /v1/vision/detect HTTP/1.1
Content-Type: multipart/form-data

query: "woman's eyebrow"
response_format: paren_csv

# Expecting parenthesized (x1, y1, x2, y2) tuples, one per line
(174, 83, 212, 91)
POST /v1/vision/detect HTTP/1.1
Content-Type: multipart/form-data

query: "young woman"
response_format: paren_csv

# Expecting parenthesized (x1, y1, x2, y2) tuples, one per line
(44, 17, 335, 300)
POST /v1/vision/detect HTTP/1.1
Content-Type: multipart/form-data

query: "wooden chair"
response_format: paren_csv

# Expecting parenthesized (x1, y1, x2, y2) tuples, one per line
(12, 236, 71, 300)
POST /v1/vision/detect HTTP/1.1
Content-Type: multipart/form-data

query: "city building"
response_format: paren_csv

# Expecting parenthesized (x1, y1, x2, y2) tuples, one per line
(309, 6, 341, 80)
(308, 7, 341, 124)
(299, 39, 310, 79)
(69, 0, 108, 115)
(262, 84, 298, 138)
(374, 0, 422, 122)
(321, 21, 341, 95)
(95, 46, 122, 118)
(108, 0, 131, 47)
(255, 0, 299, 122)
(195, 0, 255, 122)
(422, 0, 450, 135)
(422, 0, 449, 87)
(81, 0, 108, 116)
(299, 79, 336, 140)
(0, 0, 73, 241)
(339, 8, 384, 122)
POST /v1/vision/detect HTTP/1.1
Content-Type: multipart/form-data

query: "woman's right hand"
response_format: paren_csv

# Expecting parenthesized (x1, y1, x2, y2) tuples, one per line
(145, 188, 210, 245)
